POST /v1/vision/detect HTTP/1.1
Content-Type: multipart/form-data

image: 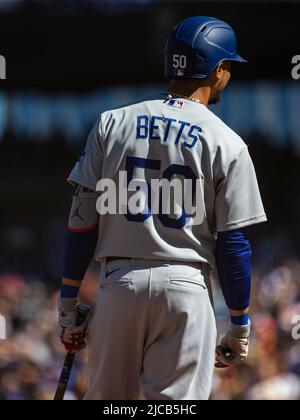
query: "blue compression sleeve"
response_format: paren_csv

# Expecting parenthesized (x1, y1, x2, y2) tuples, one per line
(61, 226, 98, 298)
(216, 229, 252, 314)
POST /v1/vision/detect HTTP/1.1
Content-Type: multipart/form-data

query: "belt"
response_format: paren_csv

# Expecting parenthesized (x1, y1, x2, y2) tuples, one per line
(106, 257, 204, 269)
(106, 256, 131, 263)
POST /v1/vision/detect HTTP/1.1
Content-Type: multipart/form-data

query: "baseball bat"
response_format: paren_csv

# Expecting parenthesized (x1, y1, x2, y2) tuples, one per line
(54, 303, 90, 401)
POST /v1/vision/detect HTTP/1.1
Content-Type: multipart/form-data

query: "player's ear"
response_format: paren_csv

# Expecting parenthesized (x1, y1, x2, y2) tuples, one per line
(214, 62, 224, 80)
(208, 63, 223, 85)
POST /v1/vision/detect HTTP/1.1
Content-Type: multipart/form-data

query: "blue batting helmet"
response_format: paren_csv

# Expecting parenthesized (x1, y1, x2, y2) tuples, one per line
(164, 16, 247, 79)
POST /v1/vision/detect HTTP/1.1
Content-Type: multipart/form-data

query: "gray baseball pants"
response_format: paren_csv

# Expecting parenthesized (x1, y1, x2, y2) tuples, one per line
(84, 259, 217, 400)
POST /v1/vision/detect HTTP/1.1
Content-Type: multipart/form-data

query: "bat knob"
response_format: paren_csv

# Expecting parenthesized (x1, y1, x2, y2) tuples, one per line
(76, 304, 91, 326)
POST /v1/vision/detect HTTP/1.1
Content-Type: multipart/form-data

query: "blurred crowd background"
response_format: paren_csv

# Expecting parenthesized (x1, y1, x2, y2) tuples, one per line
(0, 0, 300, 400)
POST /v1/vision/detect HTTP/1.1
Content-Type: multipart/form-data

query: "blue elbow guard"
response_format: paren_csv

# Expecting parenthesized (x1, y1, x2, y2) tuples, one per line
(216, 229, 252, 312)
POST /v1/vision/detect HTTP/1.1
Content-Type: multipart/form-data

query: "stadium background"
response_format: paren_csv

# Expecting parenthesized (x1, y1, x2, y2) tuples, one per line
(0, 0, 300, 400)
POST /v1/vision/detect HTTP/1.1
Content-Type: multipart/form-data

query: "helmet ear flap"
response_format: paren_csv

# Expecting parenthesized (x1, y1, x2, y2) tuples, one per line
(196, 53, 208, 64)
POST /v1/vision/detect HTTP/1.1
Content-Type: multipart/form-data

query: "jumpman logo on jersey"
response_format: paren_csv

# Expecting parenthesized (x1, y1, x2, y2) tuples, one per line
(72, 202, 84, 221)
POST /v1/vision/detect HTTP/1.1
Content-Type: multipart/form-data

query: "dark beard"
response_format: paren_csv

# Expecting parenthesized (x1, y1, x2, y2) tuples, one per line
(208, 93, 221, 105)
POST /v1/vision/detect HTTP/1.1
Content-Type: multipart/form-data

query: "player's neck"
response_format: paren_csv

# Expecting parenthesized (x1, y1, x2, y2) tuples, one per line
(168, 79, 211, 106)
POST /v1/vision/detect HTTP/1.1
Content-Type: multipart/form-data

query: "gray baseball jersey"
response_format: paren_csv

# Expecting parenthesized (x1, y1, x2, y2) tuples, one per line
(68, 97, 266, 267)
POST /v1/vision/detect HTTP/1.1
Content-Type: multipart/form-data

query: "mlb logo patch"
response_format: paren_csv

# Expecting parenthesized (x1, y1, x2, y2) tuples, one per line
(167, 99, 185, 109)
(175, 69, 185, 77)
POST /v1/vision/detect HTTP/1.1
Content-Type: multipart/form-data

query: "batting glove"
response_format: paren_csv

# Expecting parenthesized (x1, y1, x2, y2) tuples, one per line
(215, 322, 251, 368)
(58, 298, 89, 353)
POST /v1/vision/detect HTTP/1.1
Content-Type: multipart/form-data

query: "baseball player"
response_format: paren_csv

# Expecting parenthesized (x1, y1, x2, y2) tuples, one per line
(58, 16, 266, 400)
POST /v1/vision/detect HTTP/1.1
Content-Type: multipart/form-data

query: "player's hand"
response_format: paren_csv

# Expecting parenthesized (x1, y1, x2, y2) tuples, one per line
(215, 322, 251, 368)
(58, 298, 89, 353)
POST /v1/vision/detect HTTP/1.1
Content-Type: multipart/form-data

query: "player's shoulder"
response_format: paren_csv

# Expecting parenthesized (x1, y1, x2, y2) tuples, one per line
(201, 106, 246, 153)
(101, 98, 161, 123)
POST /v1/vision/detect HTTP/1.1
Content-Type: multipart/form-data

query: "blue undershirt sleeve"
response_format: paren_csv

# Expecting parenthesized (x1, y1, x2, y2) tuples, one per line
(215, 229, 252, 314)
(61, 226, 98, 298)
